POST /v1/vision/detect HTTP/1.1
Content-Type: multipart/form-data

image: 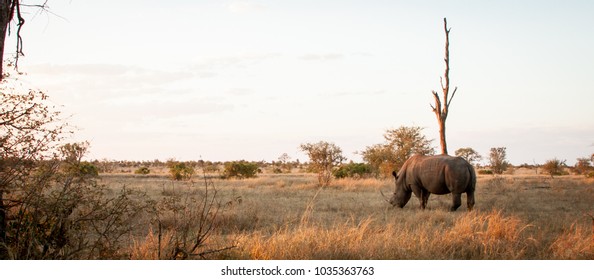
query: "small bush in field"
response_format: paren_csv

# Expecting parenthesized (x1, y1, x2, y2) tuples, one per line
(478, 169, 494, 175)
(574, 157, 592, 175)
(489, 147, 510, 174)
(59, 143, 99, 178)
(76, 162, 99, 177)
(300, 141, 346, 187)
(223, 161, 260, 179)
(542, 158, 568, 177)
(134, 166, 150, 175)
(272, 168, 283, 174)
(167, 161, 194, 180)
(333, 162, 373, 179)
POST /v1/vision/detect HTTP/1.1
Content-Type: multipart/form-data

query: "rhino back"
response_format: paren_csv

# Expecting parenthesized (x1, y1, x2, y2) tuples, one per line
(409, 155, 472, 194)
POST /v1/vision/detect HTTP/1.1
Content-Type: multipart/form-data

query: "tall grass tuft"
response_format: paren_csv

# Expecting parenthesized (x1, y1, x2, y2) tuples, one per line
(130, 228, 174, 260)
(440, 210, 535, 259)
(549, 222, 593, 259)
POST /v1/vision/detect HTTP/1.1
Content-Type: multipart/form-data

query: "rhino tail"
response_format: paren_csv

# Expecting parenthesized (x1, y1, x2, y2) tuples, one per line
(466, 164, 477, 211)
(468, 164, 477, 192)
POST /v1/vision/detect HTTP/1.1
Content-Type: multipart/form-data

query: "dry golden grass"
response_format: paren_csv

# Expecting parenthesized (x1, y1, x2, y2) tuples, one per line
(549, 222, 594, 259)
(210, 210, 537, 260)
(103, 173, 593, 259)
(130, 228, 175, 260)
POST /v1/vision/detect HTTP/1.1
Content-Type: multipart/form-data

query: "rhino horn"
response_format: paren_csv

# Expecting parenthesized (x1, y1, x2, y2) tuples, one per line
(380, 190, 390, 204)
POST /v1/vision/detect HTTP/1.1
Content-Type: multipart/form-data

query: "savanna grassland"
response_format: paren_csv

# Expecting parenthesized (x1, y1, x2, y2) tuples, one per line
(100, 169, 593, 260)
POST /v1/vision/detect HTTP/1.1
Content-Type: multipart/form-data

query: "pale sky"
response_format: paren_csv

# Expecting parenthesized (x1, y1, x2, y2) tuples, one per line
(9, 0, 594, 165)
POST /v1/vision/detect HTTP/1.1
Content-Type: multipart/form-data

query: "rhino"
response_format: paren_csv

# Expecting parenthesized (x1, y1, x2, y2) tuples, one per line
(383, 154, 476, 211)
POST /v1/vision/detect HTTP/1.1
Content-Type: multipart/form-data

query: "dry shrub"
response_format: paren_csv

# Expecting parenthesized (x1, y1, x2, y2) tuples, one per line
(129, 184, 237, 259)
(4, 160, 151, 259)
(153, 182, 226, 259)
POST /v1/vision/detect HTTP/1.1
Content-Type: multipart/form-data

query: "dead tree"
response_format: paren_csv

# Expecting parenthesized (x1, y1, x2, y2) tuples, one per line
(430, 18, 458, 155)
(0, 0, 50, 79)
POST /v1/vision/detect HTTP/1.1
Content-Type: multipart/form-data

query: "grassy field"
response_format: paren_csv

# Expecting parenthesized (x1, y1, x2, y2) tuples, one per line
(99, 172, 593, 260)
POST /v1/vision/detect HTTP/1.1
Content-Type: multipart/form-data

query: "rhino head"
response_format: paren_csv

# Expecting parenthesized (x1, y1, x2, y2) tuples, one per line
(382, 171, 412, 208)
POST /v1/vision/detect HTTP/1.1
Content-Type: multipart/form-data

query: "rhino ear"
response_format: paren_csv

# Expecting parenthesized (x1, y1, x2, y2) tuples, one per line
(392, 171, 398, 179)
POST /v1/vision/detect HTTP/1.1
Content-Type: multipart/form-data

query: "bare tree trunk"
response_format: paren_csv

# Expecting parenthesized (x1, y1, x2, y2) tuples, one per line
(0, 190, 6, 259)
(438, 119, 447, 155)
(431, 18, 457, 155)
(0, 2, 9, 254)
(0, 0, 15, 258)
(0, 0, 31, 80)
(0, 0, 12, 80)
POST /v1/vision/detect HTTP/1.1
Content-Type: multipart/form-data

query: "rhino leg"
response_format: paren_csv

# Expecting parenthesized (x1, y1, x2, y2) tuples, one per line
(420, 190, 430, 210)
(466, 191, 475, 211)
(450, 193, 462, 211)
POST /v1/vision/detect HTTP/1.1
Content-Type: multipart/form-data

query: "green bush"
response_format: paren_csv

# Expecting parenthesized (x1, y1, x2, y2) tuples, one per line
(272, 168, 283, 174)
(478, 169, 494, 175)
(76, 162, 99, 177)
(223, 161, 260, 179)
(333, 162, 373, 179)
(167, 161, 194, 180)
(134, 166, 150, 175)
(59, 143, 99, 178)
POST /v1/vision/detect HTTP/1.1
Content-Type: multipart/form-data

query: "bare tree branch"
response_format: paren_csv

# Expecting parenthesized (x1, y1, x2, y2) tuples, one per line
(430, 17, 458, 155)
(1, 0, 52, 77)
(446, 86, 458, 108)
